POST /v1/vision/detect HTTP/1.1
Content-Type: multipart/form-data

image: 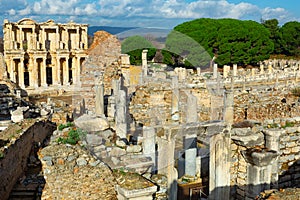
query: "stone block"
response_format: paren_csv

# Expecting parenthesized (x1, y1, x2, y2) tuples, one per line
(110, 147, 126, 157)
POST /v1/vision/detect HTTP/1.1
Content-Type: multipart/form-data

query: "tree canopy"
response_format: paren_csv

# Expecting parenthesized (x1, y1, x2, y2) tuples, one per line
(164, 18, 274, 66)
(280, 21, 300, 56)
(121, 35, 156, 65)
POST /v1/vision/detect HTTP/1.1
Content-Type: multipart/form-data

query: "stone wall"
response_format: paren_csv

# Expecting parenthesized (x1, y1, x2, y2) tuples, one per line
(78, 31, 121, 113)
(234, 88, 300, 122)
(0, 53, 7, 80)
(0, 120, 55, 200)
(228, 118, 300, 199)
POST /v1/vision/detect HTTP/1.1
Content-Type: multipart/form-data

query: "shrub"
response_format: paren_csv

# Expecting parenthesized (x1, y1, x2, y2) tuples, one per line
(291, 87, 300, 97)
(58, 122, 74, 131)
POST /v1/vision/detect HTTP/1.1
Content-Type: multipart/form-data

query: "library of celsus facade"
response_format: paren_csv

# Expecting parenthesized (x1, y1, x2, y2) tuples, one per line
(3, 18, 88, 88)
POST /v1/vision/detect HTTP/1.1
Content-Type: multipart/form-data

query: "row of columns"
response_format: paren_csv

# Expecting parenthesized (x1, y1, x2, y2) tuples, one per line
(6, 55, 82, 88)
(4, 25, 88, 51)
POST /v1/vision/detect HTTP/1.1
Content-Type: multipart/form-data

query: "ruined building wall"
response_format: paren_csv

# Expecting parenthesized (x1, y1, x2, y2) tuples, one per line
(129, 80, 212, 126)
(78, 31, 121, 113)
(3, 18, 88, 89)
(234, 89, 300, 122)
(0, 120, 55, 200)
(228, 119, 300, 199)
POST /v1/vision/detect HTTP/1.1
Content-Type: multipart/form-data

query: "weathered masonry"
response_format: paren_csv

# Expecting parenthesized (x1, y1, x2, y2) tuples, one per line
(3, 18, 88, 88)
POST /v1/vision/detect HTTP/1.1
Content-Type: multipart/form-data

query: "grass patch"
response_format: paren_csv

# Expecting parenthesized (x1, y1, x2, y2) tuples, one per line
(57, 127, 86, 145)
(58, 122, 74, 131)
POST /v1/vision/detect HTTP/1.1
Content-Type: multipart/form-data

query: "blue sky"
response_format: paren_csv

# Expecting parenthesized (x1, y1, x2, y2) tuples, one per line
(0, 0, 299, 28)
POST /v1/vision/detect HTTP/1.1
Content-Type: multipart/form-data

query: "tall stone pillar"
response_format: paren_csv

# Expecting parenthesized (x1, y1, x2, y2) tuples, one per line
(71, 57, 77, 84)
(186, 92, 198, 123)
(213, 63, 218, 79)
(19, 27, 23, 49)
(63, 57, 69, 85)
(75, 57, 81, 85)
(56, 57, 61, 85)
(41, 58, 47, 87)
(28, 57, 34, 87)
(260, 64, 264, 75)
(95, 83, 104, 116)
(171, 76, 179, 121)
(209, 130, 231, 200)
(197, 67, 201, 76)
(56, 27, 60, 50)
(143, 126, 156, 171)
(29, 57, 38, 88)
(115, 90, 127, 139)
(142, 49, 148, 76)
(18, 58, 25, 88)
(157, 129, 177, 200)
(233, 64, 238, 76)
(41, 28, 46, 49)
(223, 90, 234, 125)
(265, 129, 282, 189)
(223, 65, 230, 78)
(10, 59, 16, 82)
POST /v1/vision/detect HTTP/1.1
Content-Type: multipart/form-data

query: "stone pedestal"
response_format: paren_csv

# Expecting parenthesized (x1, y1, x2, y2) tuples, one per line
(115, 185, 157, 200)
(265, 129, 282, 189)
(185, 148, 197, 177)
(242, 149, 279, 199)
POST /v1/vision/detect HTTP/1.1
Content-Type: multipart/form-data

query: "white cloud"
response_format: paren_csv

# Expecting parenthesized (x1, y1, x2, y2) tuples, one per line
(0, 0, 297, 28)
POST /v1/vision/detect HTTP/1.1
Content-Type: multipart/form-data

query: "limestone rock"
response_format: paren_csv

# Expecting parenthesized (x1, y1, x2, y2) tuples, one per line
(126, 145, 142, 153)
(74, 114, 109, 132)
(231, 128, 264, 147)
(110, 147, 126, 157)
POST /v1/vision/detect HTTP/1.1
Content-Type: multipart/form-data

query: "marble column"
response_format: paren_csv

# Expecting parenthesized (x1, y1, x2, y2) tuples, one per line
(56, 57, 61, 85)
(18, 58, 25, 88)
(157, 130, 177, 200)
(63, 57, 69, 85)
(186, 92, 198, 123)
(209, 130, 231, 200)
(41, 58, 47, 87)
(115, 90, 127, 139)
(223, 90, 234, 125)
(10, 59, 16, 82)
(29, 57, 38, 88)
(171, 76, 179, 121)
(143, 126, 156, 171)
(213, 63, 218, 79)
(233, 64, 237, 76)
(95, 83, 104, 116)
(142, 49, 148, 76)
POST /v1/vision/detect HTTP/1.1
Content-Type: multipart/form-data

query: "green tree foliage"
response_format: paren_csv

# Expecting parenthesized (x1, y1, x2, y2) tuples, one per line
(164, 30, 211, 68)
(121, 36, 156, 65)
(165, 18, 274, 66)
(280, 21, 300, 56)
(262, 19, 282, 54)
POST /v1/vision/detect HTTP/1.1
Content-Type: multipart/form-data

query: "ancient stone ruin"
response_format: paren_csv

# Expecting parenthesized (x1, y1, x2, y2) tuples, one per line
(3, 18, 87, 90)
(1, 19, 300, 200)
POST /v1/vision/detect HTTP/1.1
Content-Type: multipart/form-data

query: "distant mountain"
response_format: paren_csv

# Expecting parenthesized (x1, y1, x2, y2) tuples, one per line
(88, 26, 137, 36)
(0, 26, 171, 40)
(116, 27, 171, 39)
